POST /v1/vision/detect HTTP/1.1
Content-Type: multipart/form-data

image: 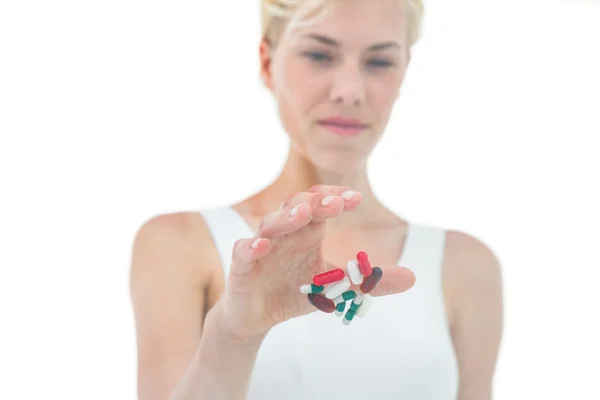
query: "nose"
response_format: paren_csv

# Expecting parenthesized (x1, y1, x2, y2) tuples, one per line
(330, 63, 365, 108)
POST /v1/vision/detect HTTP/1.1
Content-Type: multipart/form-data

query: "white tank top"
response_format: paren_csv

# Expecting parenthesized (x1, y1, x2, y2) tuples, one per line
(199, 206, 459, 399)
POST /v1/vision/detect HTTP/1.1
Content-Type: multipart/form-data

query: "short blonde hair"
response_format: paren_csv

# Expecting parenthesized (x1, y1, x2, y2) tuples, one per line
(261, 0, 425, 49)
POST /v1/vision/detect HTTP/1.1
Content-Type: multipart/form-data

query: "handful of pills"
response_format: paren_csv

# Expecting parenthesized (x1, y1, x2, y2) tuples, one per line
(299, 251, 383, 326)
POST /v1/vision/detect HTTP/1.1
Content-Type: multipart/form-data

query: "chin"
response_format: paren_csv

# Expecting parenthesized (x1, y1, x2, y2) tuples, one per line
(307, 147, 368, 174)
(289, 130, 375, 173)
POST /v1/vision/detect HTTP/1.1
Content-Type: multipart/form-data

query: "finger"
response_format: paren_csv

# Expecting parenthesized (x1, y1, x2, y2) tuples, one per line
(230, 237, 272, 274)
(257, 204, 314, 238)
(307, 185, 363, 210)
(279, 191, 345, 222)
(368, 265, 416, 297)
(278, 191, 315, 211)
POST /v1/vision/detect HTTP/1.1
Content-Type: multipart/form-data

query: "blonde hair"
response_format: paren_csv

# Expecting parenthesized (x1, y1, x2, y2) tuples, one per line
(261, 0, 425, 49)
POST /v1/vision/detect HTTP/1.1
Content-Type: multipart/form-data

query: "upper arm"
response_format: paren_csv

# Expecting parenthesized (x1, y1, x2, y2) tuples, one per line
(446, 231, 504, 400)
(129, 213, 217, 400)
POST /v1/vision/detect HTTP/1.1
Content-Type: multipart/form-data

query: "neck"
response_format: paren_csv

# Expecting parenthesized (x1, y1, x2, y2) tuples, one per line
(248, 144, 398, 230)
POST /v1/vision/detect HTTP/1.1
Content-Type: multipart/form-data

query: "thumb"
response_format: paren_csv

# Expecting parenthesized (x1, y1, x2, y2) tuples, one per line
(368, 265, 416, 297)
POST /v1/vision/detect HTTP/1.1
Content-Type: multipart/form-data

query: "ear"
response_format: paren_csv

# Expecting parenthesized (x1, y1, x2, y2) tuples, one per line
(259, 38, 274, 90)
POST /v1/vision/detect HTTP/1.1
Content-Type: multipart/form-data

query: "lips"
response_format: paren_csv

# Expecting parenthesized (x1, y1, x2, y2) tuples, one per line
(318, 117, 368, 136)
(319, 118, 368, 128)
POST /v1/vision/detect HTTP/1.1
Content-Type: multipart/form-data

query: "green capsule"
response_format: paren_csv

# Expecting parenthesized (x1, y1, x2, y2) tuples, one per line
(311, 284, 324, 293)
(350, 301, 361, 311)
(336, 302, 346, 312)
(344, 308, 356, 321)
(334, 290, 356, 304)
(341, 290, 356, 301)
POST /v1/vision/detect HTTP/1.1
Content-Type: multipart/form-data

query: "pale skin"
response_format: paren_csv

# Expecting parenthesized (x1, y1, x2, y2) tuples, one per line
(129, 1, 504, 399)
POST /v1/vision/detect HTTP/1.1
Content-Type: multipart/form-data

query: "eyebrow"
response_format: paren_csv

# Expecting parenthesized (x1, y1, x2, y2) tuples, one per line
(301, 33, 402, 51)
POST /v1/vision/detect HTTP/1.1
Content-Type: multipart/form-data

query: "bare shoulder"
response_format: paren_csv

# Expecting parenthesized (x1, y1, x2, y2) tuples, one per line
(443, 230, 504, 399)
(444, 230, 502, 278)
(129, 211, 220, 290)
(444, 230, 503, 301)
(443, 230, 503, 320)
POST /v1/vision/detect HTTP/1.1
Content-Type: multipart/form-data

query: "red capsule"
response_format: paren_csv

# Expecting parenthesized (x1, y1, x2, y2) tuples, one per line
(356, 251, 373, 276)
(307, 293, 336, 313)
(360, 267, 382, 294)
(313, 268, 345, 286)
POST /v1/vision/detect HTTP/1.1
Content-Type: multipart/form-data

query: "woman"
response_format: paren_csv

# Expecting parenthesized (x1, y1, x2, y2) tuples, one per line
(129, 0, 504, 399)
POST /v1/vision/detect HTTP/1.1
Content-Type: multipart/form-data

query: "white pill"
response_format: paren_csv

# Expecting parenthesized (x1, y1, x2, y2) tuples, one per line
(353, 293, 363, 305)
(299, 284, 311, 294)
(347, 260, 364, 285)
(356, 294, 372, 317)
(325, 276, 351, 299)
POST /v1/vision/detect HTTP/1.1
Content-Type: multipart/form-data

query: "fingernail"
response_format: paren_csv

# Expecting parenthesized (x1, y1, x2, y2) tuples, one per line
(290, 204, 303, 217)
(252, 238, 263, 249)
(341, 190, 358, 201)
(322, 195, 337, 206)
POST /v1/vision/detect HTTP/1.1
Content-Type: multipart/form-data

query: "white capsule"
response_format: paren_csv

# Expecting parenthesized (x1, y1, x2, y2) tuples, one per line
(325, 276, 351, 299)
(353, 294, 364, 305)
(299, 284, 311, 294)
(347, 259, 364, 285)
(356, 294, 372, 317)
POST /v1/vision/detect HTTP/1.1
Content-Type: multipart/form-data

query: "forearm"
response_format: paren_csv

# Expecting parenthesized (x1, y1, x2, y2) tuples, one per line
(168, 306, 266, 400)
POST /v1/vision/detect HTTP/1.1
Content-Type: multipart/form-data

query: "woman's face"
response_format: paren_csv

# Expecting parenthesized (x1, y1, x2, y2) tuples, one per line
(261, 0, 411, 172)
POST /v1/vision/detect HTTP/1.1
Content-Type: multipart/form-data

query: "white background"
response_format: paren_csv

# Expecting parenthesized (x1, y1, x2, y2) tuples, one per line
(1, 0, 599, 398)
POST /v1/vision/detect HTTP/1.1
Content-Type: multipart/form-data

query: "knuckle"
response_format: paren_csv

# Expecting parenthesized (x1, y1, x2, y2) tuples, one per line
(257, 211, 276, 233)
(281, 192, 303, 208)
(233, 238, 246, 253)
(279, 197, 292, 210)
(257, 217, 267, 233)
(284, 192, 297, 203)
(231, 239, 248, 263)
(282, 192, 315, 210)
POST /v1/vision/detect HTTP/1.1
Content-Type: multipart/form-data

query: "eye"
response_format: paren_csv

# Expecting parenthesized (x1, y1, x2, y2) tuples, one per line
(367, 59, 394, 68)
(303, 51, 332, 63)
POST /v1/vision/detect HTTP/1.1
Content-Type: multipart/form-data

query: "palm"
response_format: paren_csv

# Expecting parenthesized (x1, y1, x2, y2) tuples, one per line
(258, 219, 328, 325)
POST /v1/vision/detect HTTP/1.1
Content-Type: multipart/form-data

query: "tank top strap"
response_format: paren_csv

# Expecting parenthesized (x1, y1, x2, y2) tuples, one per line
(399, 222, 447, 282)
(198, 206, 255, 278)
